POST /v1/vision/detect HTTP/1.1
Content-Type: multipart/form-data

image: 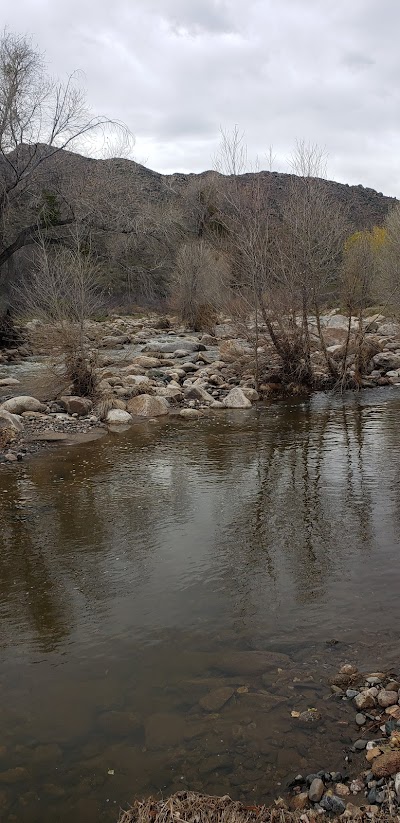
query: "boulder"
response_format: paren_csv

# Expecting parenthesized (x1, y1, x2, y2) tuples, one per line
(199, 687, 234, 713)
(373, 352, 400, 371)
(377, 322, 400, 337)
(132, 356, 161, 369)
(180, 408, 202, 419)
(184, 384, 214, 403)
(372, 751, 400, 778)
(0, 410, 24, 432)
(224, 387, 252, 408)
(0, 378, 20, 387)
(59, 396, 93, 416)
(124, 375, 152, 388)
(106, 409, 133, 425)
(308, 777, 324, 803)
(1, 396, 45, 415)
(156, 340, 201, 354)
(127, 394, 169, 417)
(101, 334, 131, 347)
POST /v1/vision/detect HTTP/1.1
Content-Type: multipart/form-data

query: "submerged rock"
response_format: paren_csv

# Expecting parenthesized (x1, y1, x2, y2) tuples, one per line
(199, 687, 234, 712)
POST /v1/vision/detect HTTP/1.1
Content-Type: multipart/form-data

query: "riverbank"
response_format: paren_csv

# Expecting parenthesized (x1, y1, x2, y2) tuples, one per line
(2, 309, 400, 463)
(118, 664, 400, 822)
(118, 791, 400, 823)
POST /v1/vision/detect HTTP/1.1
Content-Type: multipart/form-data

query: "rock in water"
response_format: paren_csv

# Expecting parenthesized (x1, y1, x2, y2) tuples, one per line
(127, 394, 170, 417)
(106, 409, 133, 425)
(1, 396, 45, 415)
(199, 687, 234, 712)
(223, 387, 252, 408)
(308, 777, 324, 802)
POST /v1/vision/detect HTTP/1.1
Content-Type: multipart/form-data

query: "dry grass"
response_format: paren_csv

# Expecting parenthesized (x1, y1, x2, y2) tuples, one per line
(117, 791, 400, 823)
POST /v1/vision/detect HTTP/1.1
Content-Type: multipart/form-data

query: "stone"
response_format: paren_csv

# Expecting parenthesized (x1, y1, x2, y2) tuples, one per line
(354, 691, 375, 710)
(101, 334, 131, 347)
(179, 408, 202, 419)
(0, 767, 28, 783)
(378, 689, 398, 708)
(394, 772, 400, 799)
(156, 341, 201, 354)
(106, 409, 133, 425)
(387, 681, 400, 692)
(353, 739, 367, 750)
(355, 713, 367, 726)
(373, 351, 400, 371)
(132, 356, 161, 369)
(0, 377, 20, 386)
(157, 386, 183, 400)
(1, 395, 45, 415)
(4, 452, 17, 462)
(308, 777, 324, 802)
(223, 387, 252, 409)
(372, 751, 400, 777)
(127, 394, 169, 417)
(335, 783, 350, 797)
(290, 792, 309, 811)
(340, 664, 359, 675)
(366, 676, 382, 686)
(59, 396, 93, 416)
(386, 705, 400, 719)
(199, 687, 234, 712)
(377, 322, 400, 336)
(346, 689, 359, 698)
(124, 375, 152, 388)
(241, 387, 259, 402)
(184, 384, 214, 403)
(0, 410, 23, 432)
(366, 747, 382, 762)
(320, 794, 346, 815)
(350, 778, 364, 794)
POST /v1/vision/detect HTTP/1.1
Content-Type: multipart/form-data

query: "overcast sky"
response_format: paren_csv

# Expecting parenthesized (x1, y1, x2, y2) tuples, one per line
(4, 0, 400, 194)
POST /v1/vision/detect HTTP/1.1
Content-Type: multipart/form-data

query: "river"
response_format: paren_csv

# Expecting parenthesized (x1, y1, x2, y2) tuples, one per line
(1, 388, 400, 821)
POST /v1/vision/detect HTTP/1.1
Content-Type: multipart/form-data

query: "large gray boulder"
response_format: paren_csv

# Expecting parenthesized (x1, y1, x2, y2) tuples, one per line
(0, 410, 24, 432)
(223, 387, 252, 408)
(59, 396, 93, 416)
(127, 394, 170, 417)
(1, 396, 45, 415)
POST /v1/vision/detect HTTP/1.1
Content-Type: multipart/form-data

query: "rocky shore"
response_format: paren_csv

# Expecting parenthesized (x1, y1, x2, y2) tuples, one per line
(2, 309, 400, 463)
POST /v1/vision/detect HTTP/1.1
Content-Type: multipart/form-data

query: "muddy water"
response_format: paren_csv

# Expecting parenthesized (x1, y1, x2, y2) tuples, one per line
(1, 390, 400, 822)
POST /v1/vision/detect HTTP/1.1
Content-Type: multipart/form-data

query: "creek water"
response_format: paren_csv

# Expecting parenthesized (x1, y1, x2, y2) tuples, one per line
(1, 389, 400, 821)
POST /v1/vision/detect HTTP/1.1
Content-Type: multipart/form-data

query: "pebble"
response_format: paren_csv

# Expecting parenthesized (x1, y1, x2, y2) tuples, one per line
(308, 778, 324, 803)
(355, 713, 367, 726)
(378, 689, 399, 708)
(320, 794, 346, 814)
(353, 739, 367, 750)
(346, 689, 359, 699)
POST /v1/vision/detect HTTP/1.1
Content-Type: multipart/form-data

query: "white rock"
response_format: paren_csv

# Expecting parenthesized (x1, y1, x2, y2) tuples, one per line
(1, 396, 45, 415)
(0, 377, 20, 387)
(179, 408, 202, 419)
(224, 387, 252, 408)
(127, 394, 170, 417)
(106, 409, 133, 425)
(0, 410, 24, 432)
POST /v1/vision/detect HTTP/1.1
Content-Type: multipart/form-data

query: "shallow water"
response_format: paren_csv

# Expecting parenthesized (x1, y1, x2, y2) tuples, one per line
(1, 389, 400, 821)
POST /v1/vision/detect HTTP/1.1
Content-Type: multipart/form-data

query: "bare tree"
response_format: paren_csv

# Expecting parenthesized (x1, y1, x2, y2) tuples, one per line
(21, 229, 103, 396)
(172, 240, 229, 330)
(0, 30, 129, 296)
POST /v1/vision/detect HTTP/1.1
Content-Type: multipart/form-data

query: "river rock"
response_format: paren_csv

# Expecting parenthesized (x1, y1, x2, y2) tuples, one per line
(308, 777, 324, 802)
(378, 689, 398, 708)
(395, 772, 400, 799)
(124, 375, 152, 388)
(145, 713, 188, 749)
(0, 410, 23, 432)
(101, 334, 131, 347)
(355, 713, 366, 726)
(59, 396, 93, 416)
(319, 794, 346, 814)
(373, 351, 400, 371)
(1, 396, 45, 415)
(184, 384, 214, 402)
(223, 387, 252, 408)
(0, 767, 29, 784)
(0, 377, 20, 386)
(179, 408, 202, 419)
(127, 394, 169, 417)
(132, 356, 161, 369)
(372, 751, 400, 777)
(199, 687, 234, 712)
(354, 691, 375, 710)
(97, 710, 141, 737)
(106, 409, 133, 425)
(377, 322, 400, 337)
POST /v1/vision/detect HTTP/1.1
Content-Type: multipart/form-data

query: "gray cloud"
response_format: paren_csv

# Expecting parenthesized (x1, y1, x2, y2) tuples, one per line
(4, 0, 400, 195)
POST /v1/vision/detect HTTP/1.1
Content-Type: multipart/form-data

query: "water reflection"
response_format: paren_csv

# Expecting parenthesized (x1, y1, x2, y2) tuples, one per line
(0, 390, 399, 820)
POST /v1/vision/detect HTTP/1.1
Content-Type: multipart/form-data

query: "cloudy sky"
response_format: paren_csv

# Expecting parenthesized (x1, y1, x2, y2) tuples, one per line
(4, 0, 400, 194)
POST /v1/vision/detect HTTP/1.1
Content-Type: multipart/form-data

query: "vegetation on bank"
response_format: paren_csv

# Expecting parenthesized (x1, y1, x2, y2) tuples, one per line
(2, 30, 400, 399)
